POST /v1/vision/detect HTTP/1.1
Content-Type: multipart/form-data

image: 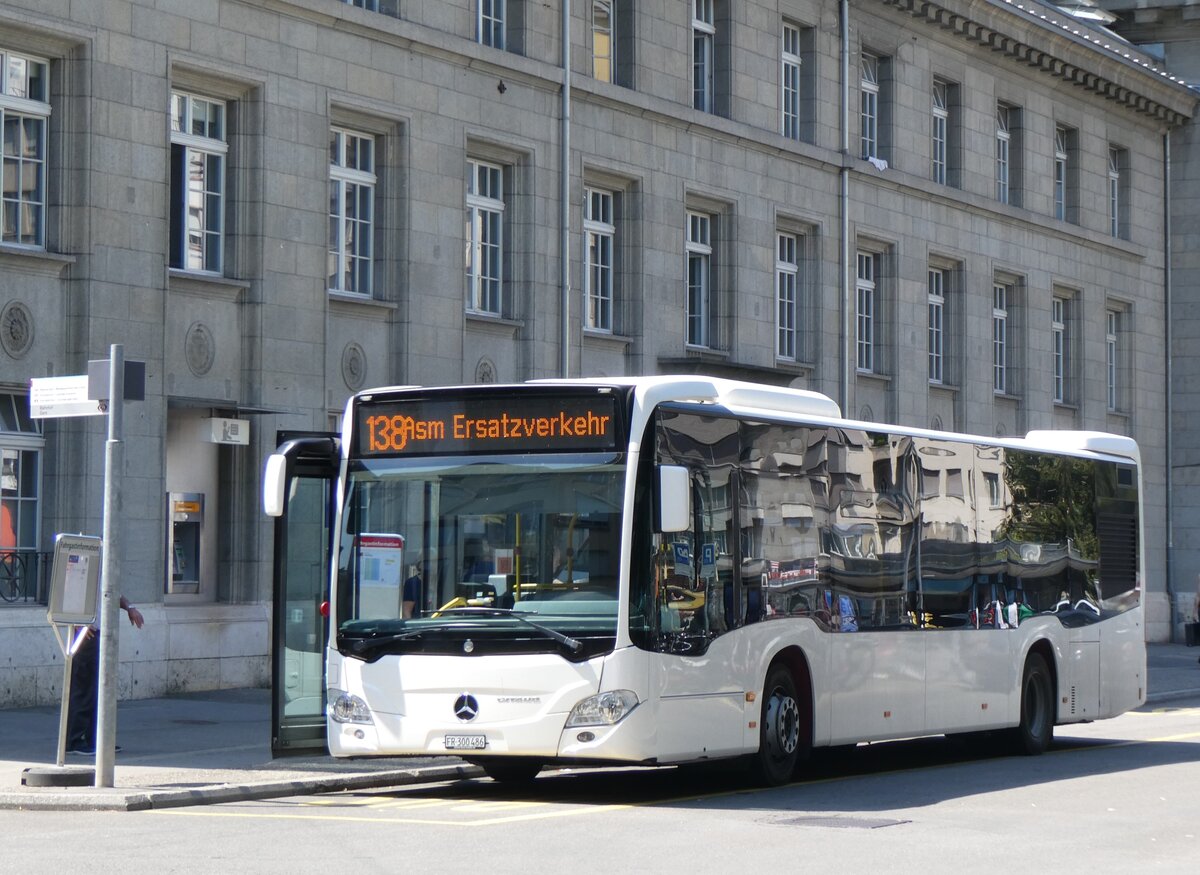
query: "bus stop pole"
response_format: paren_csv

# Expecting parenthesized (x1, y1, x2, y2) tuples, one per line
(95, 343, 124, 787)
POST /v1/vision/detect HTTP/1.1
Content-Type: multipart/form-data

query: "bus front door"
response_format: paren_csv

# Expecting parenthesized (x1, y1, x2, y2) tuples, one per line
(269, 432, 339, 757)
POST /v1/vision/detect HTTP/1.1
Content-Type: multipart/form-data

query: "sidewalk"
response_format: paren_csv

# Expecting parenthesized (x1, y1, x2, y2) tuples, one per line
(2, 643, 1198, 812)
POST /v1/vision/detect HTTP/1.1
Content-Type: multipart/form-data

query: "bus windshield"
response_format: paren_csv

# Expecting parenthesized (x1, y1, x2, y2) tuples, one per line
(335, 454, 626, 660)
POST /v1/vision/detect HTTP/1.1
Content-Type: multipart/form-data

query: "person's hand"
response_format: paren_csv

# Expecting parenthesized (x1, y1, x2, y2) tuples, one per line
(125, 605, 145, 629)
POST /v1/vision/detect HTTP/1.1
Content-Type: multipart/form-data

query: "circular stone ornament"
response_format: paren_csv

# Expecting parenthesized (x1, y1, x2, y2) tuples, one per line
(0, 301, 34, 359)
(185, 322, 215, 376)
(342, 342, 367, 391)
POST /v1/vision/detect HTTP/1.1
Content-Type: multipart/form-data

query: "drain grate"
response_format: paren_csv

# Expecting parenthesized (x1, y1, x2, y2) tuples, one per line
(773, 816, 910, 830)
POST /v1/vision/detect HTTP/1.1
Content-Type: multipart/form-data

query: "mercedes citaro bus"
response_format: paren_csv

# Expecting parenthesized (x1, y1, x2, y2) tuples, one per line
(264, 376, 1145, 784)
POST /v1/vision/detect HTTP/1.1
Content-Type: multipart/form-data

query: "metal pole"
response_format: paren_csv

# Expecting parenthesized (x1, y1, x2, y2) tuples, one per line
(95, 343, 124, 787)
(840, 0, 852, 415)
(560, 0, 572, 378)
(55, 630, 76, 768)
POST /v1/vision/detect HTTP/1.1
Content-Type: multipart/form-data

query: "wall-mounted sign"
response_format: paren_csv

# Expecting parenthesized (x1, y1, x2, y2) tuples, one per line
(203, 417, 250, 445)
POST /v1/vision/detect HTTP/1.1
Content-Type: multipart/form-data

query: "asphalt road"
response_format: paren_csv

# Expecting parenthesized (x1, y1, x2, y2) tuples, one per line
(8, 696, 1200, 875)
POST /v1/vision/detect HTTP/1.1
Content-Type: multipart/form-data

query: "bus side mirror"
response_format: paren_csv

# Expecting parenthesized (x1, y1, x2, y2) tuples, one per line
(658, 465, 691, 533)
(263, 453, 288, 517)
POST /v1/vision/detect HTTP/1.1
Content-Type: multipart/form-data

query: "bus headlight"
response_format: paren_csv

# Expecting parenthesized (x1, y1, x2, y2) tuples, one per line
(565, 690, 639, 727)
(329, 691, 373, 724)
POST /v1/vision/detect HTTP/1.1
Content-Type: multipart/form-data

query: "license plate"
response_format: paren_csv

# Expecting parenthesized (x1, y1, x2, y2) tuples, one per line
(444, 734, 487, 750)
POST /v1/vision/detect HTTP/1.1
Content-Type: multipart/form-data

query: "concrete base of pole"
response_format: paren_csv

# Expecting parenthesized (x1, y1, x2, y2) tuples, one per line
(21, 766, 95, 787)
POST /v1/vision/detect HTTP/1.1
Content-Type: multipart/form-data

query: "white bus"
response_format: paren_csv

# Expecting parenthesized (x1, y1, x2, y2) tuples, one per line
(264, 376, 1145, 784)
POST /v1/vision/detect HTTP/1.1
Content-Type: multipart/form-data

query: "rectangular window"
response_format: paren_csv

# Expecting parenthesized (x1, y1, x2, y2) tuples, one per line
(592, 1, 614, 83)
(1106, 308, 1119, 411)
(931, 79, 948, 185)
(584, 187, 615, 332)
(170, 90, 227, 272)
(1109, 146, 1129, 240)
(860, 52, 879, 160)
(0, 50, 49, 247)
(479, 0, 506, 49)
(993, 283, 1009, 394)
(686, 211, 713, 347)
(1052, 296, 1068, 403)
(996, 103, 1011, 204)
(776, 232, 799, 360)
(466, 159, 505, 315)
(328, 128, 376, 296)
(0, 392, 43, 604)
(984, 471, 1001, 509)
(781, 23, 801, 140)
(692, 0, 715, 112)
(343, 0, 400, 13)
(856, 251, 877, 372)
(928, 268, 946, 383)
(1054, 125, 1077, 223)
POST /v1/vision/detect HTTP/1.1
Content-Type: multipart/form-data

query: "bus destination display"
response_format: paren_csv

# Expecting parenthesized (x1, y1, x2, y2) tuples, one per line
(356, 394, 620, 456)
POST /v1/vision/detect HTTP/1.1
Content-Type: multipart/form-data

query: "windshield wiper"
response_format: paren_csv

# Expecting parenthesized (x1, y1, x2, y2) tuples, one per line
(347, 628, 426, 656)
(435, 607, 584, 654)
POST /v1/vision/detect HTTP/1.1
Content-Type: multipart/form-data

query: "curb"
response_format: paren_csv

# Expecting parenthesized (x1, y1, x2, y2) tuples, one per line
(0, 763, 484, 812)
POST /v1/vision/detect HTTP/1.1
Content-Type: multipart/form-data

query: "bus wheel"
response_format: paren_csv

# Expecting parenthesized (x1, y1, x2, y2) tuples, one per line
(473, 758, 543, 783)
(753, 664, 803, 786)
(1009, 652, 1054, 756)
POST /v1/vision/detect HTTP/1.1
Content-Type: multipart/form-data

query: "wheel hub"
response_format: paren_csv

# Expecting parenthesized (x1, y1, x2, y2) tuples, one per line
(765, 691, 800, 758)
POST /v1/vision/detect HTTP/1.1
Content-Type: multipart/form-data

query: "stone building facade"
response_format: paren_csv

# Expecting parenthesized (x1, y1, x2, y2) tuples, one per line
(0, 0, 1192, 707)
(1098, 0, 1200, 636)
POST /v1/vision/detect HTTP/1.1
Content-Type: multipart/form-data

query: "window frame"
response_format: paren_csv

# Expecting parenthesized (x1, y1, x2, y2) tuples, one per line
(592, 1, 615, 83)
(1052, 296, 1068, 404)
(0, 49, 50, 249)
(327, 127, 377, 297)
(781, 23, 802, 141)
(776, 231, 800, 361)
(856, 250, 877, 373)
(927, 267, 946, 384)
(692, 0, 715, 113)
(860, 52, 879, 160)
(1108, 147, 1120, 238)
(169, 89, 228, 274)
(931, 79, 948, 185)
(686, 210, 714, 348)
(1106, 307, 1122, 412)
(993, 283, 1009, 395)
(996, 103, 1011, 204)
(584, 186, 615, 333)
(479, 0, 506, 50)
(466, 158, 506, 316)
(1054, 125, 1078, 224)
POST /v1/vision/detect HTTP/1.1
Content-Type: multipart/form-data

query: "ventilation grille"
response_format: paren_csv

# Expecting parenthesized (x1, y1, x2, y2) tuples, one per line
(1098, 512, 1138, 595)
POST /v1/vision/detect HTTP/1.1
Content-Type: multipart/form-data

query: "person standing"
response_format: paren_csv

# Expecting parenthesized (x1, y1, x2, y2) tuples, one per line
(66, 596, 144, 755)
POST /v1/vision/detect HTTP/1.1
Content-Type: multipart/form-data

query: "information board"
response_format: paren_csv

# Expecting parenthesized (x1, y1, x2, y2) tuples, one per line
(354, 393, 621, 457)
(46, 534, 103, 626)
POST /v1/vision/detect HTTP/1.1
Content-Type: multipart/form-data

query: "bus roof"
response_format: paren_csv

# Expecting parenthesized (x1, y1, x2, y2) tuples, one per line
(352, 376, 1139, 465)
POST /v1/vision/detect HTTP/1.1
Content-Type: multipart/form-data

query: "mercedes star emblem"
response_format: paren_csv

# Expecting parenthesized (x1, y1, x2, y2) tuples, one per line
(454, 693, 480, 722)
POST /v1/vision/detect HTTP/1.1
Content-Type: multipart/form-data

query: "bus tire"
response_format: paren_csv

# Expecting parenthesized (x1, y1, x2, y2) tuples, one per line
(1009, 652, 1054, 756)
(472, 757, 543, 783)
(752, 664, 804, 786)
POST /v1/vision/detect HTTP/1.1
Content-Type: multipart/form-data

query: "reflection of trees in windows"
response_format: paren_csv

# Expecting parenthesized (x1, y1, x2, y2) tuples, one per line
(999, 452, 1098, 560)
